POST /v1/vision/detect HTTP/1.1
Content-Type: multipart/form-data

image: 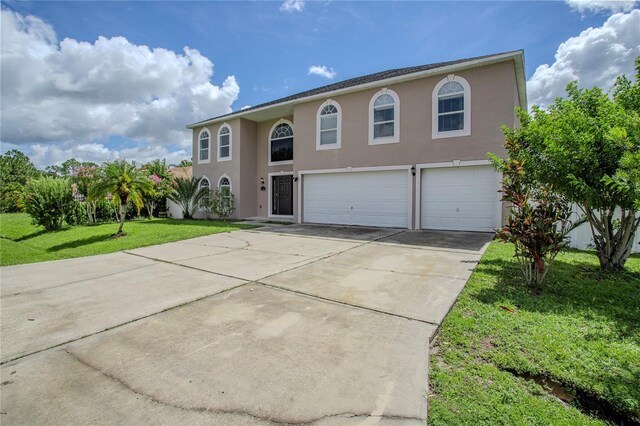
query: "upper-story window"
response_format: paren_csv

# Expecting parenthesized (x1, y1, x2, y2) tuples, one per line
(432, 75, 471, 139)
(218, 124, 232, 161)
(198, 129, 210, 163)
(269, 120, 294, 165)
(316, 100, 341, 150)
(369, 89, 399, 145)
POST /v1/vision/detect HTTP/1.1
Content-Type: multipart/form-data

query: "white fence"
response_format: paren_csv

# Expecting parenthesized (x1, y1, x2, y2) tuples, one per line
(567, 206, 640, 253)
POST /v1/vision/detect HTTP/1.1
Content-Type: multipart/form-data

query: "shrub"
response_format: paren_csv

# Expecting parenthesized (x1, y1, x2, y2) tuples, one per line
(94, 199, 117, 223)
(23, 177, 74, 231)
(209, 188, 235, 220)
(490, 135, 583, 294)
(0, 182, 25, 213)
(66, 200, 88, 226)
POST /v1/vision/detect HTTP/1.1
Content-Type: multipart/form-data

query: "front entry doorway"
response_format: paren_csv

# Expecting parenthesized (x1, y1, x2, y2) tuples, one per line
(272, 175, 293, 216)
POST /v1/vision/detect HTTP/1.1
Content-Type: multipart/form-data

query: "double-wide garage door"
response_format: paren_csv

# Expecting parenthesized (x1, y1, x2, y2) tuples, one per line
(421, 166, 498, 232)
(302, 165, 499, 231)
(303, 170, 409, 228)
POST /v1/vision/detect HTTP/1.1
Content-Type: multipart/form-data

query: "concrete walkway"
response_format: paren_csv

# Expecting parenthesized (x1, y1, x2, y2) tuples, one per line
(0, 225, 491, 425)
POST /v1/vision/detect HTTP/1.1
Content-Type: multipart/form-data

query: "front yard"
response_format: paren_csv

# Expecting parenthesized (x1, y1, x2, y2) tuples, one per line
(0, 213, 256, 266)
(429, 242, 640, 425)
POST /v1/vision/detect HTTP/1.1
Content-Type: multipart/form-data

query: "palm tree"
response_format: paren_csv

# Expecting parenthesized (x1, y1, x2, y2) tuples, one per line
(92, 160, 153, 236)
(167, 177, 209, 220)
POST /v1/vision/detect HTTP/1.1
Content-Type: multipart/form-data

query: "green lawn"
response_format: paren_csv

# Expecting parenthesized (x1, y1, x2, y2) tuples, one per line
(0, 213, 257, 266)
(428, 242, 640, 425)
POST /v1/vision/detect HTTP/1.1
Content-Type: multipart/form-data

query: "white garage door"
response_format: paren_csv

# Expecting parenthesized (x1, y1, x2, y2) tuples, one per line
(421, 166, 498, 232)
(303, 170, 409, 228)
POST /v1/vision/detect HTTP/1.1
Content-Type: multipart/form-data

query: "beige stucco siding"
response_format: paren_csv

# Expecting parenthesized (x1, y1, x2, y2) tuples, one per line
(192, 119, 242, 219)
(190, 59, 519, 223)
(238, 118, 257, 218)
(293, 61, 514, 173)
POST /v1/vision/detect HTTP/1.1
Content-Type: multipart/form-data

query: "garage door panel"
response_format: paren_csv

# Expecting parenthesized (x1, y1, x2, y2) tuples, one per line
(304, 170, 408, 228)
(421, 166, 498, 232)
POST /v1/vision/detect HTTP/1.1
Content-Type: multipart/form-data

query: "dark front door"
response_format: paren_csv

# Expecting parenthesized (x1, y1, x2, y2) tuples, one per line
(272, 175, 293, 216)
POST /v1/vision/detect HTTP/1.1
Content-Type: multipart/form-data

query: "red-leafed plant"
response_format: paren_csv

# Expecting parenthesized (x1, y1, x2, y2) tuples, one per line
(489, 135, 583, 294)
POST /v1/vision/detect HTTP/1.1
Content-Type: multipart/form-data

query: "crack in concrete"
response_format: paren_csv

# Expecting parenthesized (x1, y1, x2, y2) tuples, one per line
(323, 259, 472, 281)
(63, 348, 424, 425)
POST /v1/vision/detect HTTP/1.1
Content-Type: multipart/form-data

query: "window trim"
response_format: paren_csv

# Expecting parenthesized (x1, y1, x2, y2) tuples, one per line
(197, 128, 211, 164)
(217, 174, 232, 192)
(198, 175, 210, 211)
(217, 123, 232, 162)
(368, 88, 400, 145)
(432, 74, 471, 139)
(268, 119, 294, 166)
(315, 100, 342, 151)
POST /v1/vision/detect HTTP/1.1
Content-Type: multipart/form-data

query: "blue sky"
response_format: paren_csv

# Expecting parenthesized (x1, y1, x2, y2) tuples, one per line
(1, 0, 638, 167)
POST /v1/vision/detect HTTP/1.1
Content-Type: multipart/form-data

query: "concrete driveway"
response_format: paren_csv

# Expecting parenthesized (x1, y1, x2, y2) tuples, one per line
(0, 224, 491, 425)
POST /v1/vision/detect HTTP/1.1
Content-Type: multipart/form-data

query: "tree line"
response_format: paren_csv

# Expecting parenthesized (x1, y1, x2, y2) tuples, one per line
(0, 154, 234, 236)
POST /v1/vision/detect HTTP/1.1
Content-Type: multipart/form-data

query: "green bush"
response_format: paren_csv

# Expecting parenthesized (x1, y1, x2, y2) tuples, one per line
(209, 188, 235, 220)
(94, 199, 117, 223)
(23, 177, 74, 231)
(66, 200, 88, 226)
(0, 182, 24, 213)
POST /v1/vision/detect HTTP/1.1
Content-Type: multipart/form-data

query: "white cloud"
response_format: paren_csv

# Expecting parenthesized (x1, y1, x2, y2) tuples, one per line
(527, 10, 640, 109)
(25, 141, 190, 169)
(280, 0, 305, 12)
(0, 9, 239, 165)
(308, 65, 336, 79)
(565, 0, 637, 13)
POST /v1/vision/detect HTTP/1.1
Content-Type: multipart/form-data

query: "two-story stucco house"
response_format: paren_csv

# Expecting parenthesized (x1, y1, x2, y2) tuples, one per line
(186, 50, 527, 232)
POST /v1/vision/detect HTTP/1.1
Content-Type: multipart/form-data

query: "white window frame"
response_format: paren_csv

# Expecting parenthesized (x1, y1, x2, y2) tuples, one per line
(432, 74, 471, 139)
(198, 175, 210, 210)
(217, 174, 232, 193)
(368, 88, 400, 145)
(316, 100, 342, 150)
(217, 123, 232, 162)
(198, 128, 211, 164)
(268, 119, 294, 166)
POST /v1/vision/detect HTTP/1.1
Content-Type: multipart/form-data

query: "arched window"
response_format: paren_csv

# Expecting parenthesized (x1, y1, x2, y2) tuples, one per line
(369, 89, 399, 145)
(199, 176, 210, 210)
(218, 175, 232, 211)
(218, 124, 231, 161)
(432, 75, 471, 139)
(198, 128, 210, 163)
(316, 100, 341, 150)
(269, 120, 294, 165)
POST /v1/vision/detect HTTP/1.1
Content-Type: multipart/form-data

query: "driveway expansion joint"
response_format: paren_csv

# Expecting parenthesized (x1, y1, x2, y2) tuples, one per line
(0, 281, 250, 366)
(256, 281, 440, 328)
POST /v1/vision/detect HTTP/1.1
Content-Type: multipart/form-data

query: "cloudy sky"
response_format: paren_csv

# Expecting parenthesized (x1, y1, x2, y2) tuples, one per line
(1, 0, 638, 168)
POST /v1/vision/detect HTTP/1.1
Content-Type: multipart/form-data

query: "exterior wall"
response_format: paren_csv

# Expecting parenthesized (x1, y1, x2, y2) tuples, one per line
(192, 118, 242, 219)
(191, 60, 519, 224)
(292, 61, 514, 173)
(238, 118, 257, 218)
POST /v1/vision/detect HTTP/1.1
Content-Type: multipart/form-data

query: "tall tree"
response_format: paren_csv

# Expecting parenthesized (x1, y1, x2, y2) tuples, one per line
(142, 159, 173, 218)
(501, 60, 640, 270)
(0, 149, 40, 187)
(92, 160, 153, 236)
(0, 150, 41, 212)
(177, 159, 192, 167)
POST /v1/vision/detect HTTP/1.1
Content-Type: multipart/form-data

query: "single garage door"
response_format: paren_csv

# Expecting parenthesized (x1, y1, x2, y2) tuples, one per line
(303, 170, 409, 228)
(421, 166, 498, 232)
